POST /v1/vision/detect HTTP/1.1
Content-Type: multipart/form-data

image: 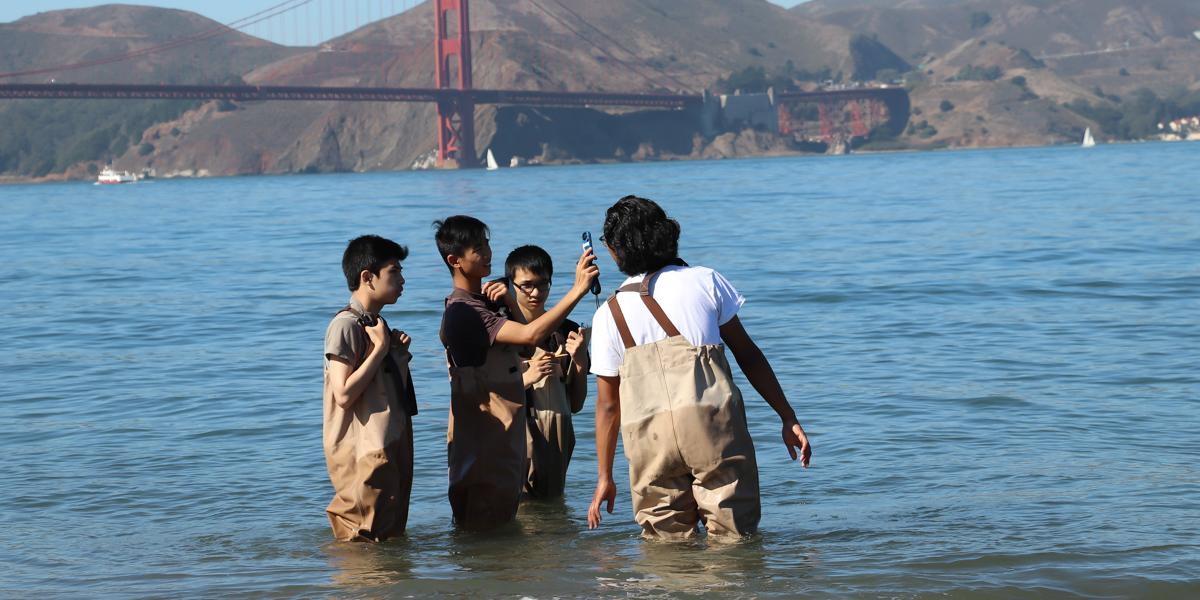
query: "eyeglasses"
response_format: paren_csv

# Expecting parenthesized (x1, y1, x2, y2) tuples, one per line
(514, 279, 551, 295)
(598, 235, 606, 243)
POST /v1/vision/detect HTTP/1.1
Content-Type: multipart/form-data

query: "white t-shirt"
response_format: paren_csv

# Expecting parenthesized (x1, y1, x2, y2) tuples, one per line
(589, 265, 745, 377)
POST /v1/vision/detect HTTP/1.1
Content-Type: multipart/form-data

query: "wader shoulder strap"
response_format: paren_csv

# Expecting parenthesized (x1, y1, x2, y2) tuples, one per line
(606, 294, 637, 349)
(606, 271, 682, 349)
(337, 304, 419, 416)
(635, 273, 682, 339)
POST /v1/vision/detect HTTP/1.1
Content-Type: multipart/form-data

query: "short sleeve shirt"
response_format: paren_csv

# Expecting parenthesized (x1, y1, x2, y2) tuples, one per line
(440, 288, 509, 368)
(325, 299, 369, 368)
(589, 265, 744, 377)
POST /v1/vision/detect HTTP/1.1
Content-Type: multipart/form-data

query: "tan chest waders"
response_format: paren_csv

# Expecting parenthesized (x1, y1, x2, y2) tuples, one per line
(524, 341, 577, 499)
(324, 307, 416, 542)
(608, 273, 761, 538)
(446, 341, 527, 530)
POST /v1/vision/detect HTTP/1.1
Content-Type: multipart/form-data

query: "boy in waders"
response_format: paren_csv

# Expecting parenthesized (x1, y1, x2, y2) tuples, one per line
(505, 246, 590, 500)
(434, 216, 598, 530)
(323, 235, 418, 541)
(586, 196, 813, 538)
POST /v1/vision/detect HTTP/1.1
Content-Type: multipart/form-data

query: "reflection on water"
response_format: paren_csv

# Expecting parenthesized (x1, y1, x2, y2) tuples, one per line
(325, 541, 414, 590)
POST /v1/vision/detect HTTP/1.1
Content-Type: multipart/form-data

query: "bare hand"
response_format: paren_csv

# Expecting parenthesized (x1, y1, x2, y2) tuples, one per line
(587, 477, 617, 529)
(390, 329, 411, 352)
(572, 247, 600, 294)
(783, 420, 812, 467)
(522, 355, 554, 388)
(365, 317, 389, 351)
(565, 329, 588, 370)
(482, 279, 509, 304)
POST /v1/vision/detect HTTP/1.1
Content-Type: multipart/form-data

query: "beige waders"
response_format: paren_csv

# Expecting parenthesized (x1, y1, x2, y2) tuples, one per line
(446, 343, 528, 530)
(608, 274, 761, 538)
(524, 343, 580, 499)
(324, 308, 416, 542)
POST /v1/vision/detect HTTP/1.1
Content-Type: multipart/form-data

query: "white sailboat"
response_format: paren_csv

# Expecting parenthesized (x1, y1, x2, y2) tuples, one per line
(1081, 127, 1096, 148)
(485, 148, 500, 170)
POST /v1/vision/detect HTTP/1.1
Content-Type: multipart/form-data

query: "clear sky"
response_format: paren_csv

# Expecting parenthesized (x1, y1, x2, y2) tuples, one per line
(4, 1, 812, 45)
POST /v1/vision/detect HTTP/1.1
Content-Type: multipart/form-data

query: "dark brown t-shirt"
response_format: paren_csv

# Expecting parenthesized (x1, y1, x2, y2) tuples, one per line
(440, 288, 508, 368)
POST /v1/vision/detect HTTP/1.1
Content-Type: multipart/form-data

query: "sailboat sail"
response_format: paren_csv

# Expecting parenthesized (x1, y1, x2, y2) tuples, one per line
(486, 149, 500, 170)
(1081, 127, 1096, 148)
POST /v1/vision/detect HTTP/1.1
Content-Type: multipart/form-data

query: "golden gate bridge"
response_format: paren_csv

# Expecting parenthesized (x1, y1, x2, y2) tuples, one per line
(0, 0, 908, 169)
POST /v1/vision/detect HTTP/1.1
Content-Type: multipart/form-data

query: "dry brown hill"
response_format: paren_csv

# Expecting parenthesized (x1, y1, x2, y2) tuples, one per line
(0, 4, 298, 84)
(795, 0, 1200, 94)
(0, 4, 301, 178)
(116, 0, 886, 177)
(799, 0, 1200, 149)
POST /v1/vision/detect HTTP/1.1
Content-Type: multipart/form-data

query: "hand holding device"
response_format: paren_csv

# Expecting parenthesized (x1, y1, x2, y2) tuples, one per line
(582, 232, 602, 296)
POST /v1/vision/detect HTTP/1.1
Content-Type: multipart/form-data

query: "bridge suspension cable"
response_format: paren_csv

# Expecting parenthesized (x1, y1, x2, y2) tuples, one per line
(0, 0, 318, 80)
(546, 0, 696, 93)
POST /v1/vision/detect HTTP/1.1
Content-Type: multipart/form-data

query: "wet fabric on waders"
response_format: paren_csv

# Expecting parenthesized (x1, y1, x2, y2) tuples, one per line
(523, 333, 579, 499)
(323, 303, 416, 542)
(607, 273, 761, 538)
(443, 296, 527, 530)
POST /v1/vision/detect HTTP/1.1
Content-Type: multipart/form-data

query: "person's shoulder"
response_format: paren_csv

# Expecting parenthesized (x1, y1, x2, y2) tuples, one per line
(327, 309, 358, 331)
(659, 264, 722, 287)
(444, 299, 480, 321)
(444, 288, 475, 305)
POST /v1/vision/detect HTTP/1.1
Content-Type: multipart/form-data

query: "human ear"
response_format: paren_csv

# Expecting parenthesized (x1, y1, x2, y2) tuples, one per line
(360, 269, 374, 289)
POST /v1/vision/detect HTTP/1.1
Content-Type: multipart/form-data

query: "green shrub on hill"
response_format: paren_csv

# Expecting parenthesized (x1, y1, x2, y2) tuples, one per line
(1065, 88, 1200, 139)
(969, 11, 992, 30)
(0, 99, 197, 177)
(716, 65, 802, 94)
(956, 64, 1004, 81)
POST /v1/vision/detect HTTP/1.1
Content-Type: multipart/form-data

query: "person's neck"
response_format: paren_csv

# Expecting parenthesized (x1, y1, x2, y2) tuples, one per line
(351, 289, 384, 315)
(517, 303, 545, 323)
(452, 270, 482, 294)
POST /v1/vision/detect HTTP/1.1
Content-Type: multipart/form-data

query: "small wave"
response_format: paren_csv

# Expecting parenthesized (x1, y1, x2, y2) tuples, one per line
(957, 395, 1035, 409)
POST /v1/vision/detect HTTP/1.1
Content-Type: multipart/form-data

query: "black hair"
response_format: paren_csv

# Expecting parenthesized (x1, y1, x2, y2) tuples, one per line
(602, 195, 680, 276)
(505, 245, 553, 281)
(342, 234, 408, 291)
(433, 215, 490, 272)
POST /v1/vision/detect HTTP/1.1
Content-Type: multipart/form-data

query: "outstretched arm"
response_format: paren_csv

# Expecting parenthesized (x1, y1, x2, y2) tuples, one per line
(495, 248, 599, 347)
(720, 316, 812, 467)
(588, 374, 621, 528)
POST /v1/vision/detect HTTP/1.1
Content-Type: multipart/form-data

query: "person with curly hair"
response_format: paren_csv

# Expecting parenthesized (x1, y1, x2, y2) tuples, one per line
(586, 195, 813, 539)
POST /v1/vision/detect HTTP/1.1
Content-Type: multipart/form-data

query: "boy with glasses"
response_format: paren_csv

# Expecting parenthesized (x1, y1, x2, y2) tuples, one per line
(505, 246, 590, 499)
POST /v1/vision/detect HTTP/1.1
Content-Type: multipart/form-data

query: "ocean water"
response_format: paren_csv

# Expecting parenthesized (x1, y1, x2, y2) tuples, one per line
(1, 143, 1197, 598)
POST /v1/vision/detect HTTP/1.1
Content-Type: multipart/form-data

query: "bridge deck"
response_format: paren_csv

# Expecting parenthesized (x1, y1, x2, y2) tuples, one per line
(0, 83, 902, 108)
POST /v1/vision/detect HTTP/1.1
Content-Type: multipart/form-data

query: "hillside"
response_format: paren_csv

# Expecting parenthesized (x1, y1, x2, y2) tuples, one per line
(795, 0, 1200, 93)
(0, 4, 300, 178)
(801, 0, 1200, 148)
(113, 0, 893, 177)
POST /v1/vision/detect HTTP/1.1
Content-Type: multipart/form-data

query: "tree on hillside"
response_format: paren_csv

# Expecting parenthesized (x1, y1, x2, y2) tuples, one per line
(956, 65, 1004, 81)
(969, 11, 992, 30)
(1064, 88, 1200, 139)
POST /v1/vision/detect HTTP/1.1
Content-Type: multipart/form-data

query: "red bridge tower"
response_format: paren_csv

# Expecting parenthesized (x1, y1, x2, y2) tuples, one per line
(434, 0, 476, 168)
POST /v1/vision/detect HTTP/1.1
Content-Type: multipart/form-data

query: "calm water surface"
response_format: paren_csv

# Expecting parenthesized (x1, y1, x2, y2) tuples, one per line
(1, 143, 1198, 598)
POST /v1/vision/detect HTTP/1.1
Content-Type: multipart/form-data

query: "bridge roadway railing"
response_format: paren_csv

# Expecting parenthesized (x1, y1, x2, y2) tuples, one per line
(0, 83, 702, 109)
(0, 83, 905, 111)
